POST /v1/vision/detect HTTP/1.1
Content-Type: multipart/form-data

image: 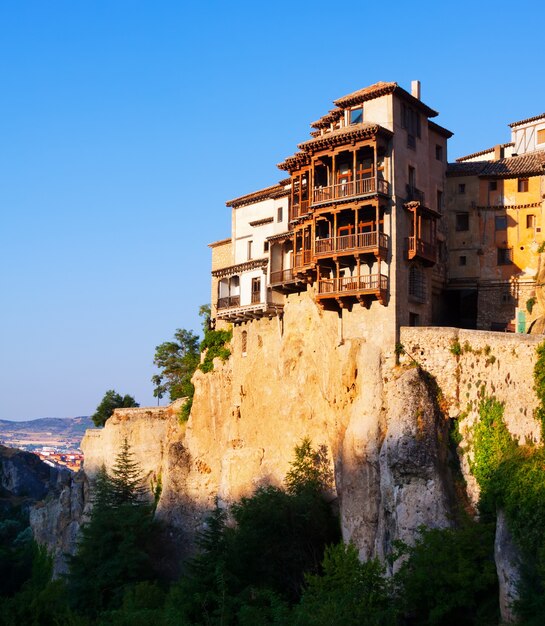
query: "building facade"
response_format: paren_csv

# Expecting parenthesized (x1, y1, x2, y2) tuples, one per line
(210, 82, 545, 336)
(446, 113, 545, 332)
(210, 81, 451, 341)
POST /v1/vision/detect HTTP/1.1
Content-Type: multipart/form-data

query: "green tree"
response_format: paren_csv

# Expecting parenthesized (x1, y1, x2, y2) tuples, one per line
(91, 389, 139, 428)
(152, 328, 200, 402)
(68, 439, 156, 617)
(294, 543, 396, 626)
(393, 523, 498, 626)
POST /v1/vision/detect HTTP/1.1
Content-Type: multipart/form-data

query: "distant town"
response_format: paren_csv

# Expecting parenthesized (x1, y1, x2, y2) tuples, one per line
(0, 416, 93, 471)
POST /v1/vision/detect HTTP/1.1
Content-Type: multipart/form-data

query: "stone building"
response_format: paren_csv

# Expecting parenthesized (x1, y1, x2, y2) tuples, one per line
(446, 113, 545, 331)
(210, 82, 545, 336)
(210, 80, 451, 344)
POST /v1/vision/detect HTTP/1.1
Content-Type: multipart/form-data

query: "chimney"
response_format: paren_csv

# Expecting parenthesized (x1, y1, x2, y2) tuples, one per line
(411, 80, 421, 100)
(494, 144, 503, 160)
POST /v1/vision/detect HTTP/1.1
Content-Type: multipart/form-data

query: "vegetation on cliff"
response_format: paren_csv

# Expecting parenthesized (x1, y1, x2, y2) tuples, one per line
(152, 305, 232, 421)
(91, 390, 139, 428)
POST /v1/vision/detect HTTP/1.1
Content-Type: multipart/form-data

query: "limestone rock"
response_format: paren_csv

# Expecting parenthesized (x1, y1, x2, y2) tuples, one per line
(495, 509, 521, 623)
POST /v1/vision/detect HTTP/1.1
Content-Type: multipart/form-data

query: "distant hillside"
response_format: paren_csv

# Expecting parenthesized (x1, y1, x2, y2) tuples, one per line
(0, 416, 93, 436)
(0, 416, 93, 451)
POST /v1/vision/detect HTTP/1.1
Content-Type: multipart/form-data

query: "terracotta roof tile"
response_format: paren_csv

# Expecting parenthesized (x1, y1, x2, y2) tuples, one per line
(334, 81, 438, 118)
(509, 113, 545, 128)
(310, 108, 343, 129)
(226, 181, 289, 208)
(447, 151, 545, 179)
(446, 162, 489, 177)
(479, 151, 545, 178)
(457, 143, 513, 162)
(298, 122, 385, 151)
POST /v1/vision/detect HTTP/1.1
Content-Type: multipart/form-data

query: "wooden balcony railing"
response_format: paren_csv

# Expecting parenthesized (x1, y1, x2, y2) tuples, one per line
(290, 199, 310, 220)
(313, 178, 389, 205)
(217, 295, 240, 309)
(317, 273, 388, 295)
(270, 268, 294, 284)
(314, 231, 389, 257)
(407, 237, 437, 264)
(294, 250, 312, 268)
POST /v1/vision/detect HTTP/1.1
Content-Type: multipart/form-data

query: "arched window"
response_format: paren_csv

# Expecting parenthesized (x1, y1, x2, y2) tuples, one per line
(241, 330, 248, 356)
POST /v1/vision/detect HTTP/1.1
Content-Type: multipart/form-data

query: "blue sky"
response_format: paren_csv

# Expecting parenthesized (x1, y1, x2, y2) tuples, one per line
(1, 0, 544, 420)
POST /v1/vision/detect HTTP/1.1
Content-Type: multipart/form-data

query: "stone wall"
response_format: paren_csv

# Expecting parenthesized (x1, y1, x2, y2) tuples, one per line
(400, 325, 542, 506)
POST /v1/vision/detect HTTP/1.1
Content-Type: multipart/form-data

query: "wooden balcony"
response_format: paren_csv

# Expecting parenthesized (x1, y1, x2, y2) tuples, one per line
(217, 297, 283, 322)
(314, 231, 388, 259)
(270, 268, 294, 284)
(294, 250, 312, 269)
(317, 273, 388, 306)
(217, 295, 240, 309)
(290, 199, 310, 220)
(406, 237, 437, 265)
(313, 178, 389, 205)
(406, 185, 425, 205)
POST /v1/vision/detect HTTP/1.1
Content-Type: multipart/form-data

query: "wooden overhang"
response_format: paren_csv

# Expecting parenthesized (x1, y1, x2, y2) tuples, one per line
(226, 182, 290, 209)
(212, 258, 268, 278)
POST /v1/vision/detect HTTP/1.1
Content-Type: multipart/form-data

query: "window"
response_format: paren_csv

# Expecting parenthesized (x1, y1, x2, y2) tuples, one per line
(435, 145, 443, 161)
(241, 330, 247, 356)
(263, 241, 269, 253)
(251, 277, 261, 303)
(247, 240, 253, 260)
(436, 190, 443, 212)
(349, 107, 363, 125)
(409, 312, 420, 327)
(456, 213, 469, 231)
(489, 181, 497, 191)
(497, 248, 513, 265)
(459, 255, 467, 266)
(518, 178, 529, 192)
(495, 215, 507, 231)
(458, 183, 466, 194)
(527, 214, 536, 229)
(402, 103, 420, 150)
(409, 266, 426, 302)
(277, 206, 283, 222)
(537, 128, 545, 144)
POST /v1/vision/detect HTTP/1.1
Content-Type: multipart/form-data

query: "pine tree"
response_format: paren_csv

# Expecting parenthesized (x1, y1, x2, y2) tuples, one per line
(68, 439, 156, 616)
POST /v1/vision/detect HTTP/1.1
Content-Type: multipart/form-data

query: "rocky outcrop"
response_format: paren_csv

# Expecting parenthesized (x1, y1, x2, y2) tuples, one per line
(30, 470, 89, 576)
(79, 293, 456, 568)
(495, 509, 522, 623)
(0, 444, 67, 503)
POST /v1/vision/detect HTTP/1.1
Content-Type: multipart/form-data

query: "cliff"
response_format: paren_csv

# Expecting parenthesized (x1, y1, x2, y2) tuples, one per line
(33, 291, 543, 618)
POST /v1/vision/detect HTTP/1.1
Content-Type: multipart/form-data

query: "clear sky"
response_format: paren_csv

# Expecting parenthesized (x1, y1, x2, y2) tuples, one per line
(1, 0, 544, 420)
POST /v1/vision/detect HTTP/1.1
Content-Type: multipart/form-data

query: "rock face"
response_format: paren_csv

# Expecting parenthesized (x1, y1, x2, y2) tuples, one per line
(0, 444, 66, 503)
(495, 509, 521, 623)
(34, 291, 541, 618)
(80, 293, 457, 566)
(30, 471, 89, 576)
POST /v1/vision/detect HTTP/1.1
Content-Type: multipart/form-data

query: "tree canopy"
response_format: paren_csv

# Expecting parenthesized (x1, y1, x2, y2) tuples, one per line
(152, 328, 200, 402)
(91, 389, 139, 427)
(68, 438, 157, 616)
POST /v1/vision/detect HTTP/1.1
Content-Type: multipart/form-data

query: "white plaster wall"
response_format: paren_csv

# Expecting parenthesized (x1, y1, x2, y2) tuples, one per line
(239, 268, 266, 306)
(233, 196, 289, 264)
(512, 121, 545, 155)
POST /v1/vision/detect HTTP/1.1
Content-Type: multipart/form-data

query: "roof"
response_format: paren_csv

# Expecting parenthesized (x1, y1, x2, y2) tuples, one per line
(509, 113, 545, 128)
(428, 120, 454, 138)
(226, 181, 290, 208)
(310, 108, 344, 130)
(298, 122, 385, 151)
(457, 143, 513, 162)
(333, 81, 438, 118)
(208, 237, 231, 248)
(447, 150, 545, 179)
(479, 151, 545, 178)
